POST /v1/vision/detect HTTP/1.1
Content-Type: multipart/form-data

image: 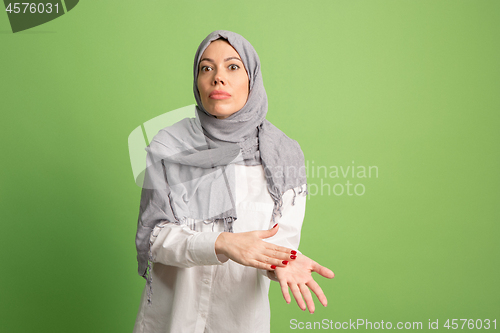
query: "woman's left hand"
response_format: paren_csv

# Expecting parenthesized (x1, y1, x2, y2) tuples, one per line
(274, 254, 334, 313)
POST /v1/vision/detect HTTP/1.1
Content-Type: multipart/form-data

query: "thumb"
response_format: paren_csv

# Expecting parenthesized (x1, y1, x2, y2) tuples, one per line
(257, 223, 279, 239)
(313, 262, 335, 279)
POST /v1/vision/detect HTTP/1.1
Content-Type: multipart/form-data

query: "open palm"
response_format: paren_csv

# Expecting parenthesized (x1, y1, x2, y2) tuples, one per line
(274, 254, 334, 313)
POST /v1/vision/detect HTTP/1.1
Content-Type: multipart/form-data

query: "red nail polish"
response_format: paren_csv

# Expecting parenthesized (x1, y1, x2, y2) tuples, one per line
(282, 260, 288, 265)
(291, 250, 297, 255)
(271, 265, 276, 269)
(290, 255, 296, 259)
(273, 223, 278, 228)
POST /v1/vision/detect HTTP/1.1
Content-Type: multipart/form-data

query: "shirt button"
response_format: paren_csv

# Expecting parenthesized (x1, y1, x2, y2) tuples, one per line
(203, 279, 209, 284)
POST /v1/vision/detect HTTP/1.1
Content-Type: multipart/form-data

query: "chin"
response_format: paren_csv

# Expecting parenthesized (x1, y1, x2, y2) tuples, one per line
(208, 106, 239, 119)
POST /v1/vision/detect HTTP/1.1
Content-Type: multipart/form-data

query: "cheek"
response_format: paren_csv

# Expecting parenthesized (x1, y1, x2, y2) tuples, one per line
(197, 78, 207, 98)
(236, 75, 250, 100)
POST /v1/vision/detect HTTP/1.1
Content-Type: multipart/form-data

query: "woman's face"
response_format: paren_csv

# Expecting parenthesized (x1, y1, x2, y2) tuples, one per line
(197, 40, 250, 119)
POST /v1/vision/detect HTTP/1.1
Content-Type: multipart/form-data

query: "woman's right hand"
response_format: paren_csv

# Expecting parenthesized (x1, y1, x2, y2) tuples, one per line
(215, 224, 296, 270)
(274, 253, 334, 313)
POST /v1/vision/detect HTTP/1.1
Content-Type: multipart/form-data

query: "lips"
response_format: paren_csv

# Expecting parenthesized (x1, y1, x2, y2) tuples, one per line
(209, 90, 231, 99)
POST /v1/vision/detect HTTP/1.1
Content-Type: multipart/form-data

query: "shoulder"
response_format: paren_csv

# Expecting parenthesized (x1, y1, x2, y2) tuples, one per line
(153, 117, 200, 144)
(147, 117, 205, 156)
(260, 120, 305, 160)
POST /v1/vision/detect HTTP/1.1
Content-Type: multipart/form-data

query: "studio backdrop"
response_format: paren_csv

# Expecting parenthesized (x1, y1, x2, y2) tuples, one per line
(1, 1, 498, 332)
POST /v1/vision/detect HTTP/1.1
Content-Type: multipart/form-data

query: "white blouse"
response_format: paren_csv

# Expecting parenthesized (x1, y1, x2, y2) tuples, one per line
(133, 164, 307, 333)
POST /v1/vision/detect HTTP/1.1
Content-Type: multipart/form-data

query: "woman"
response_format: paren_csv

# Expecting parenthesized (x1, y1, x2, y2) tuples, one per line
(134, 30, 334, 333)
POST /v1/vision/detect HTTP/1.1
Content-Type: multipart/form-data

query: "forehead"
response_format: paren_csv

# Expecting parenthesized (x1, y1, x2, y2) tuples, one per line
(200, 40, 241, 59)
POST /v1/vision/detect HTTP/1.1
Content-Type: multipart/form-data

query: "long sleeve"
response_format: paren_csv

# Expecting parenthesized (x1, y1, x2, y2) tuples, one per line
(149, 221, 228, 268)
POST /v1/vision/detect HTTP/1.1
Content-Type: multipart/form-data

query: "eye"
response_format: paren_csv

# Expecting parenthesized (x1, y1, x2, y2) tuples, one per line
(200, 65, 212, 72)
(228, 64, 240, 70)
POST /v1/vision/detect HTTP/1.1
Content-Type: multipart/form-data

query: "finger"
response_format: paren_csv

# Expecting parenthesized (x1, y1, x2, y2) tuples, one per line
(279, 279, 291, 304)
(253, 253, 287, 268)
(312, 262, 335, 279)
(306, 280, 328, 307)
(298, 283, 315, 314)
(263, 249, 295, 264)
(263, 243, 294, 255)
(250, 257, 290, 271)
(256, 224, 279, 239)
(248, 259, 280, 271)
(289, 283, 306, 311)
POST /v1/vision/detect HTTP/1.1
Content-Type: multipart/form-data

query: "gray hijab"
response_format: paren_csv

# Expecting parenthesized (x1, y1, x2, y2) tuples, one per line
(135, 30, 307, 290)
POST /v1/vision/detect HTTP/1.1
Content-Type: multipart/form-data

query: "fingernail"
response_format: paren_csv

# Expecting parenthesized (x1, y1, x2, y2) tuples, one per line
(271, 265, 276, 269)
(282, 260, 288, 265)
(291, 250, 297, 255)
(290, 255, 296, 259)
(273, 223, 278, 228)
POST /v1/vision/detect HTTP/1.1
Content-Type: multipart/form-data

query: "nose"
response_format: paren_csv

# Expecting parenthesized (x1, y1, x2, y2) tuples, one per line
(213, 73, 226, 86)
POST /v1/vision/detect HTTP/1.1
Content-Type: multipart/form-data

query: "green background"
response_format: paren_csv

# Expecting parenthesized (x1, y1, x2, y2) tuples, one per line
(1, 1, 498, 332)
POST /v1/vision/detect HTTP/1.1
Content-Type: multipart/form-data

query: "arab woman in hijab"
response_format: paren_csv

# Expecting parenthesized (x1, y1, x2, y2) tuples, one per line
(133, 30, 334, 333)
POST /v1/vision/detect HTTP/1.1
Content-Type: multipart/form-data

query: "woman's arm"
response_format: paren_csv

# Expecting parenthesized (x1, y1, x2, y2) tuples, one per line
(139, 169, 294, 270)
(149, 218, 293, 269)
(149, 220, 227, 268)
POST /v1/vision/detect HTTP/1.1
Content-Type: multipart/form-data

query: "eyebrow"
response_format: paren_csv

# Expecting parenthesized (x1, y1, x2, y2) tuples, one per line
(199, 56, 243, 64)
